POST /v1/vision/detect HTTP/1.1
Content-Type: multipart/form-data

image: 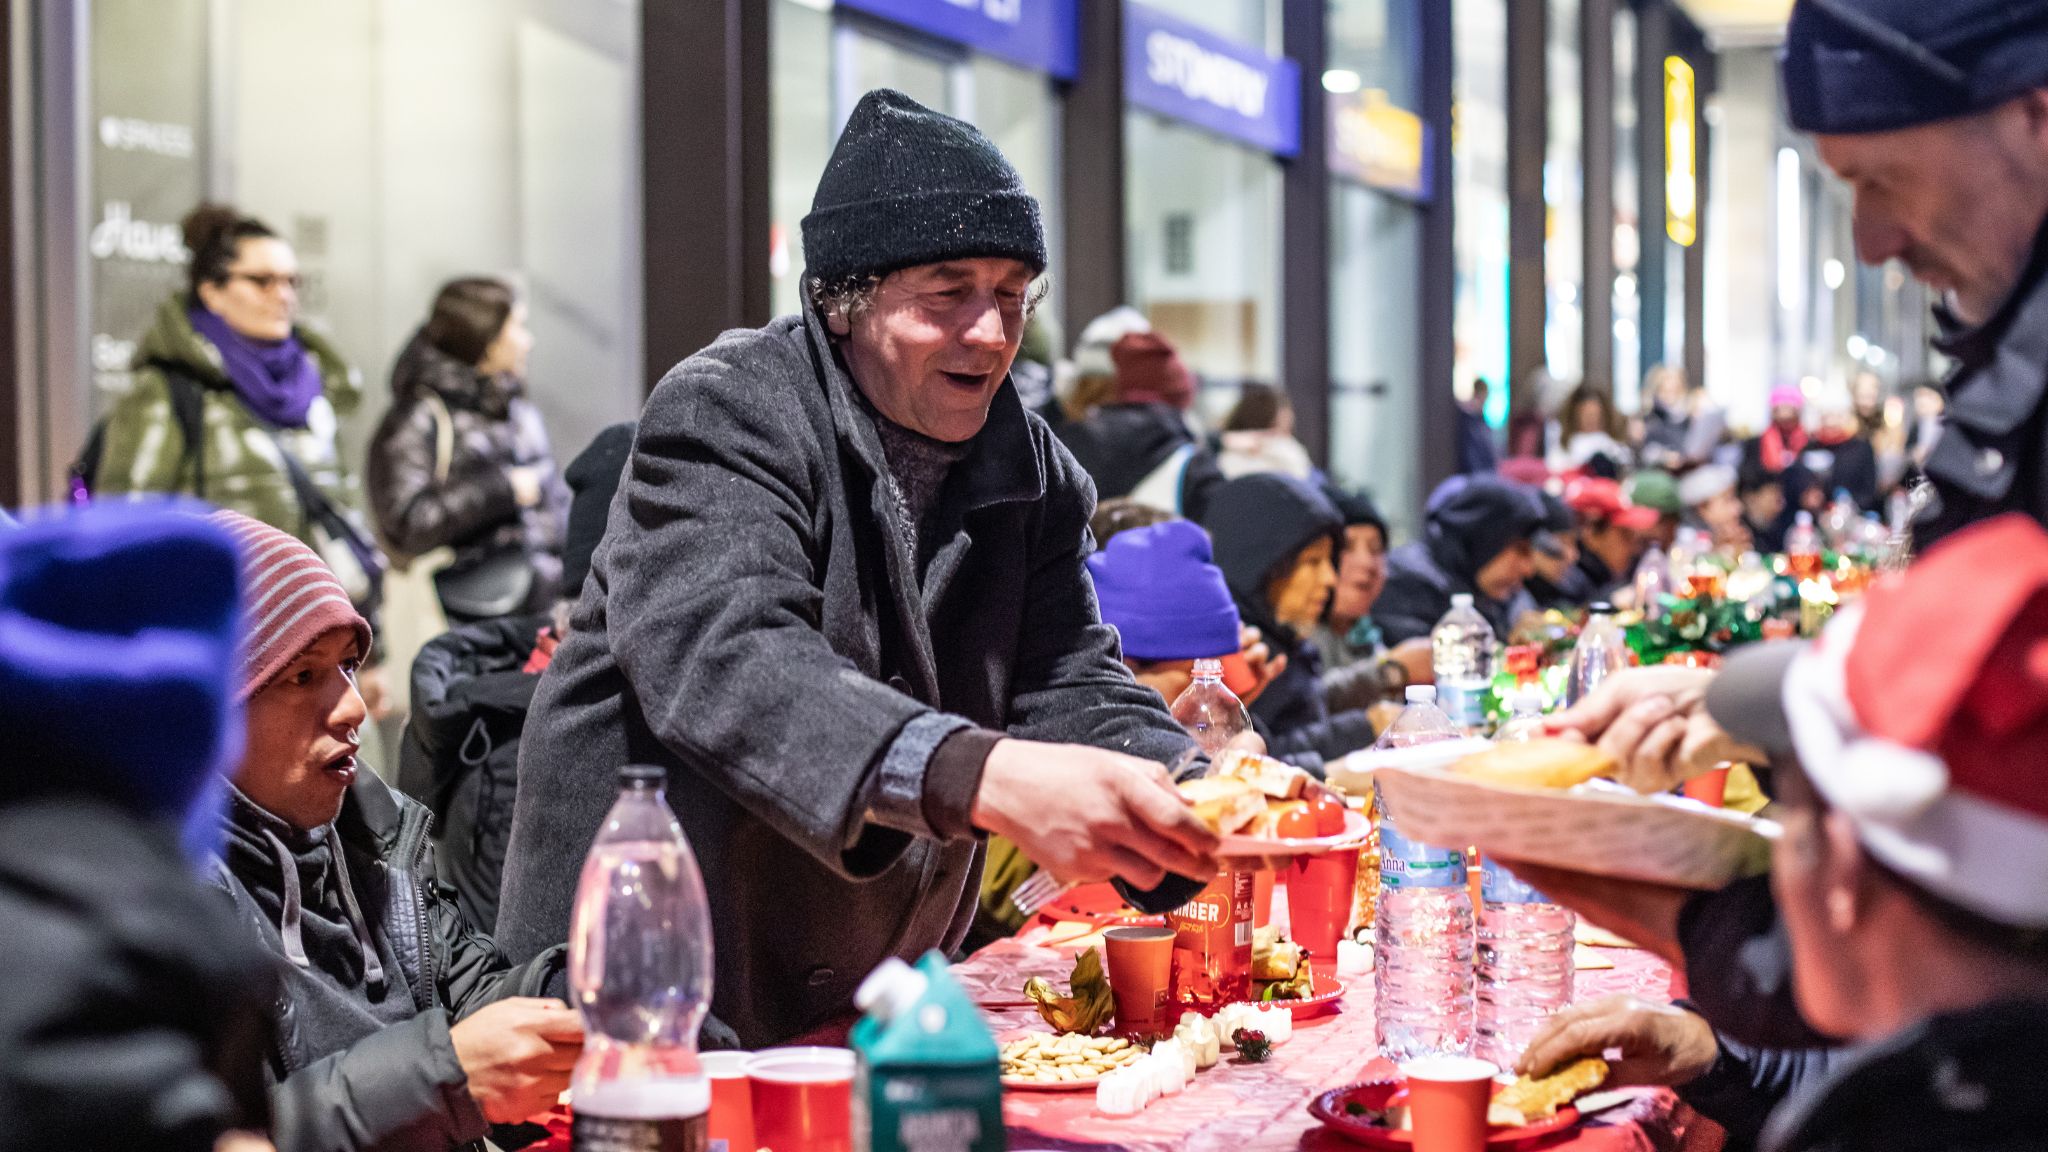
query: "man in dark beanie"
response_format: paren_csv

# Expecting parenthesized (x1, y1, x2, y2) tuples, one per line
(497, 89, 1216, 1047)
(1376, 475, 1547, 645)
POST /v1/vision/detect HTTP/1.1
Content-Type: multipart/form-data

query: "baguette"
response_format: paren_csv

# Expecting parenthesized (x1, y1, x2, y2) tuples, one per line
(1451, 738, 1616, 791)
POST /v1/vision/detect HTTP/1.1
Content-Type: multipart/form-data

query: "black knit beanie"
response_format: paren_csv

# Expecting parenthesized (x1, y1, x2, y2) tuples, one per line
(1782, 0, 2048, 134)
(802, 89, 1047, 286)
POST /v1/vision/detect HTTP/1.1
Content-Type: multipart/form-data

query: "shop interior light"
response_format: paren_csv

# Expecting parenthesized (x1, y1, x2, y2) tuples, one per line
(1322, 69, 1362, 94)
(1777, 148, 1802, 312)
(1823, 259, 1846, 290)
(1847, 334, 1869, 360)
(1664, 57, 1698, 247)
(1615, 273, 1638, 302)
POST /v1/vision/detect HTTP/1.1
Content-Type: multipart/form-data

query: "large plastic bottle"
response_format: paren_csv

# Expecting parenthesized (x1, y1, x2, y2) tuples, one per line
(1492, 687, 1548, 743)
(852, 953, 1006, 1152)
(569, 765, 716, 1151)
(1373, 686, 1475, 1061)
(1785, 511, 1823, 580)
(1431, 595, 1497, 733)
(1821, 489, 1858, 551)
(1475, 859, 1575, 1069)
(1170, 658, 1252, 757)
(1632, 543, 1671, 620)
(1564, 602, 1627, 708)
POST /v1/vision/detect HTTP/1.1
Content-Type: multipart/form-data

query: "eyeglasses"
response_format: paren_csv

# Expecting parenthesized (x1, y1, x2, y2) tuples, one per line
(225, 270, 302, 293)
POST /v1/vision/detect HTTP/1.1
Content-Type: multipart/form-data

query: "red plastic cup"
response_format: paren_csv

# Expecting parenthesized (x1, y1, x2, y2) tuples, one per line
(1253, 869, 1276, 928)
(1104, 924, 1176, 1037)
(1399, 1055, 1499, 1152)
(1286, 847, 1361, 962)
(1683, 765, 1732, 808)
(746, 1047, 853, 1152)
(702, 1052, 753, 1152)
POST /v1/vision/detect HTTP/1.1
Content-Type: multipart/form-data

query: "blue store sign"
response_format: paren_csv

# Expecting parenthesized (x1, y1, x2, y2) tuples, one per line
(1124, 4, 1300, 157)
(836, 0, 1079, 79)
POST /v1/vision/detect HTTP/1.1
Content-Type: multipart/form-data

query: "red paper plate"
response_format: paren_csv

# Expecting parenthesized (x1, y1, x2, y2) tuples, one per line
(1032, 884, 1166, 930)
(1235, 976, 1345, 1018)
(1218, 810, 1371, 863)
(1308, 1079, 1579, 1149)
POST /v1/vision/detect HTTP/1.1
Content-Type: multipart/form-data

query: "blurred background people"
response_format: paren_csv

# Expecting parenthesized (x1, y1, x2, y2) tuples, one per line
(0, 505, 276, 1152)
(1377, 475, 1547, 644)
(1216, 382, 1315, 481)
(367, 277, 570, 624)
(1563, 477, 1659, 604)
(1742, 384, 1809, 483)
(1624, 468, 1685, 551)
(1054, 318, 1222, 519)
(1457, 377, 1502, 475)
(1637, 364, 1724, 470)
(1313, 486, 1434, 715)
(1553, 382, 1632, 477)
(1809, 389, 1881, 512)
(1679, 463, 1753, 554)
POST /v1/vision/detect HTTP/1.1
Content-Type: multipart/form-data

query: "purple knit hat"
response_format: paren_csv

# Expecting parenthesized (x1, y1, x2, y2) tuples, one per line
(1088, 521, 1242, 662)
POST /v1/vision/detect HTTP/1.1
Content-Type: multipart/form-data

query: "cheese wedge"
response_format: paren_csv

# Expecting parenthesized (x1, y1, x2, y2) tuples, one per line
(1178, 776, 1265, 835)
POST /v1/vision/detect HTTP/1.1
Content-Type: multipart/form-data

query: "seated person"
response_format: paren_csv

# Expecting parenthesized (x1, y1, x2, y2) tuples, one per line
(1312, 486, 1435, 713)
(1562, 476, 1658, 604)
(0, 504, 276, 1152)
(1623, 469, 1684, 551)
(1679, 463, 1753, 555)
(1526, 490, 1585, 613)
(1200, 476, 1377, 770)
(1377, 475, 1547, 644)
(1518, 515, 2048, 1149)
(209, 511, 581, 1152)
(1053, 323, 1223, 520)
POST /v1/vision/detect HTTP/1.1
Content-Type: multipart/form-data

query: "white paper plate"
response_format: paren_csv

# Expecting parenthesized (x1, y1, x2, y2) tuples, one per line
(1337, 743, 1779, 890)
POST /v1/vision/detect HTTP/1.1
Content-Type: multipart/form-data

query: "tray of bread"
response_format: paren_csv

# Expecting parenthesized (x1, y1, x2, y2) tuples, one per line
(1343, 737, 1778, 890)
(1179, 751, 1371, 865)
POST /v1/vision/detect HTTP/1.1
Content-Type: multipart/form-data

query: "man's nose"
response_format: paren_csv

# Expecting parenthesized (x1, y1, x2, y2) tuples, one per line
(1853, 211, 1909, 267)
(335, 679, 369, 734)
(960, 299, 1007, 350)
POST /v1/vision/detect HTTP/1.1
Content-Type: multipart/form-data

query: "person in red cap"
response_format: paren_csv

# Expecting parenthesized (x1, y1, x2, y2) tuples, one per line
(1556, 476, 1660, 607)
(1518, 515, 2048, 1149)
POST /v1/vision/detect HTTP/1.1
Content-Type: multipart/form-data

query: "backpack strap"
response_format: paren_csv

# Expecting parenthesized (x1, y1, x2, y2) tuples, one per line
(143, 359, 211, 500)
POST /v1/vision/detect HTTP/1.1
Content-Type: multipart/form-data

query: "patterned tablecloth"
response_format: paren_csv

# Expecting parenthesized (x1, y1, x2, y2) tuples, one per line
(961, 921, 1725, 1152)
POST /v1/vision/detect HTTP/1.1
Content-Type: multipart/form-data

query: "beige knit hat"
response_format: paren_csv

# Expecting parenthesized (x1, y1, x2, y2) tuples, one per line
(210, 511, 372, 699)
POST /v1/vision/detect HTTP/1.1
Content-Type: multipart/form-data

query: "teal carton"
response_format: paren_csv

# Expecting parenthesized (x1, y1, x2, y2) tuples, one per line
(851, 951, 1007, 1152)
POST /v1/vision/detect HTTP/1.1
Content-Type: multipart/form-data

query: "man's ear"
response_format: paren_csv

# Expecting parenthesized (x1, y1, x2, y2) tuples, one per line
(1821, 808, 1872, 933)
(826, 307, 853, 337)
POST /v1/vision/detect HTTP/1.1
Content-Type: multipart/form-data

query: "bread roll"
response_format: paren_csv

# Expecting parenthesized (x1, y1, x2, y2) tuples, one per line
(1178, 776, 1265, 835)
(1450, 738, 1616, 790)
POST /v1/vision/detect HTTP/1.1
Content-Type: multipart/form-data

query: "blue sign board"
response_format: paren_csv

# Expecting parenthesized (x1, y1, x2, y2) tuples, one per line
(836, 0, 1079, 80)
(1123, 4, 1301, 157)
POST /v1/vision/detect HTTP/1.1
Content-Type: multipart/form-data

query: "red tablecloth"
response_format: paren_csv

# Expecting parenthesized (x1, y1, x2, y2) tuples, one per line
(956, 931, 1724, 1152)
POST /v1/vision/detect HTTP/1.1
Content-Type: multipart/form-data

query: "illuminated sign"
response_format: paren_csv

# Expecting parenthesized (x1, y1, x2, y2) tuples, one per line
(1327, 88, 1430, 200)
(1124, 4, 1301, 157)
(1665, 56, 1697, 248)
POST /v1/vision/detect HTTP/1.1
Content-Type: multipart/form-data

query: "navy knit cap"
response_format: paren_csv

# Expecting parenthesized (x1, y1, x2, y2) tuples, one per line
(803, 89, 1047, 286)
(1426, 475, 1549, 579)
(1782, 0, 2048, 134)
(1088, 520, 1242, 662)
(0, 502, 242, 862)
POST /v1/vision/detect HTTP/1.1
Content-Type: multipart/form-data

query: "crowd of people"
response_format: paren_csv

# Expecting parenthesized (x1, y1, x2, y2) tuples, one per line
(3, 1, 2048, 1150)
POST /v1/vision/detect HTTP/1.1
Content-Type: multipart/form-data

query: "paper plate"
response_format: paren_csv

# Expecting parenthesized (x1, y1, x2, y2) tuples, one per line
(1218, 809, 1372, 865)
(1001, 1073, 1103, 1092)
(1309, 1080, 1580, 1149)
(1235, 976, 1345, 1018)
(1351, 745, 1778, 890)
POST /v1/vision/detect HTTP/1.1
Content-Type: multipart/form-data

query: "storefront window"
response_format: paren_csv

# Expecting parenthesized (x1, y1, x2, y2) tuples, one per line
(1125, 110, 1283, 419)
(1141, 0, 1279, 53)
(1612, 6, 1641, 408)
(1545, 0, 1584, 383)
(1452, 0, 1508, 421)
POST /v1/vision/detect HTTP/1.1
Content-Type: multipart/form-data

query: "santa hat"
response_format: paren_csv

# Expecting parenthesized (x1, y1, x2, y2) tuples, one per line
(1707, 514, 2048, 927)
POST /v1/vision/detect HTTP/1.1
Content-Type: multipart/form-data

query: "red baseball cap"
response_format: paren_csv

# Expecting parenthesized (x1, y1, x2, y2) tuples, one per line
(1707, 514, 2048, 928)
(1562, 477, 1661, 532)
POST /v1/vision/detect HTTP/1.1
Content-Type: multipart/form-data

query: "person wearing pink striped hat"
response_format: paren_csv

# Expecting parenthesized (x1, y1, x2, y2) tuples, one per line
(209, 510, 583, 1149)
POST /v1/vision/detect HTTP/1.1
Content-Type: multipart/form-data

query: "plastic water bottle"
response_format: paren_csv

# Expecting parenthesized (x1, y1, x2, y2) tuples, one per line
(1475, 859, 1575, 1069)
(1785, 511, 1823, 580)
(569, 765, 715, 1151)
(1431, 595, 1497, 733)
(1821, 489, 1858, 551)
(1170, 658, 1252, 757)
(1632, 543, 1671, 619)
(1373, 686, 1475, 1061)
(1492, 688, 1548, 743)
(852, 954, 1005, 1152)
(1564, 602, 1627, 708)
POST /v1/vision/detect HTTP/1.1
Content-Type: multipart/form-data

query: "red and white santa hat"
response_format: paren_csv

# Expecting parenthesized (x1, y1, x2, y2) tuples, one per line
(1706, 514, 2048, 929)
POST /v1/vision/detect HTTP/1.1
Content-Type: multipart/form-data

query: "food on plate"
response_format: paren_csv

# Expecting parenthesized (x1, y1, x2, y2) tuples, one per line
(1214, 749, 1309, 799)
(1000, 1032, 1142, 1085)
(1250, 925, 1317, 1001)
(1488, 1056, 1610, 1126)
(1259, 800, 1316, 839)
(1022, 948, 1114, 1035)
(1179, 752, 1355, 841)
(1179, 775, 1268, 835)
(1309, 791, 1348, 836)
(1450, 738, 1617, 791)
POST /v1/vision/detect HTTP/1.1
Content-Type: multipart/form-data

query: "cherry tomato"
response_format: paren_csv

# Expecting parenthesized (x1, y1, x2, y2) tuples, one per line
(1274, 806, 1318, 840)
(1309, 792, 1348, 837)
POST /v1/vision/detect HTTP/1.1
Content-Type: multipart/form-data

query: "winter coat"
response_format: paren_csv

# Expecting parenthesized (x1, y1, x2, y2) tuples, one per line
(94, 295, 364, 551)
(1377, 540, 1536, 646)
(213, 773, 565, 1152)
(1201, 473, 1375, 771)
(1456, 406, 1500, 475)
(0, 797, 276, 1152)
(1054, 401, 1223, 520)
(366, 334, 570, 615)
(1761, 1000, 2048, 1152)
(495, 306, 1194, 1048)
(398, 615, 547, 935)
(1677, 1033, 1833, 1152)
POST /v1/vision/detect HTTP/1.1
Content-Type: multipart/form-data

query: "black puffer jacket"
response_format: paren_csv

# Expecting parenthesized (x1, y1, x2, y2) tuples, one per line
(366, 333, 570, 615)
(1054, 401, 1223, 520)
(399, 615, 546, 935)
(0, 798, 276, 1152)
(214, 772, 566, 1152)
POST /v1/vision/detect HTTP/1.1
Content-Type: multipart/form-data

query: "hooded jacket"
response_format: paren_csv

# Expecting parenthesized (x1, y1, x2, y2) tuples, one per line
(1376, 477, 1545, 644)
(496, 305, 1193, 1048)
(398, 614, 547, 935)
(366, 333, 570, 615)
(1054, 402, 1224, 520)
(1202, 474, 1375, 770)
(214, 771, 566, 1152)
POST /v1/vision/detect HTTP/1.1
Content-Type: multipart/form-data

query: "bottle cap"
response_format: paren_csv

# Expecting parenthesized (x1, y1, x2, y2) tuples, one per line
(1405, 685, 1437, 704)
(1588, 601, 1616, 615)
(618, 764, 667, 788)
(1513, 687, 1546, 712)
(854, 957, 928, 1023)
(1450, 593, 1474, 608)
(1191, 658, 1224, 677)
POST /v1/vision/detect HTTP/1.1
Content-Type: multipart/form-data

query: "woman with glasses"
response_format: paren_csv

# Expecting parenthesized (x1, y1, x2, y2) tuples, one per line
(93, 203, 371, 575)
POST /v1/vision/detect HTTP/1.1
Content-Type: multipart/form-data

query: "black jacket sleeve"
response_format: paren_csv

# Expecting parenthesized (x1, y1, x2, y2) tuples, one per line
(1675, 1032, 1835, 1151)
(365, 396, 522, 560)
(1678, 876, 1836, 1050)
(269, 1010, 490, 1152)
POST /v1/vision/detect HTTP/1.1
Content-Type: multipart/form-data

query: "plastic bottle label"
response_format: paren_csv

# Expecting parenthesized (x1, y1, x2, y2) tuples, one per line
(1377, 818, 1467, 890)
(572, 1113, 707, 1152)
(1480, 859, 1547, 905)
(1437, 680, 1488, 731)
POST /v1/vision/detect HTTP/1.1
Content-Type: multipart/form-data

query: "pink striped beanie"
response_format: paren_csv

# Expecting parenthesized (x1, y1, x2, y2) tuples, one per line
(210, 511, 372, 699)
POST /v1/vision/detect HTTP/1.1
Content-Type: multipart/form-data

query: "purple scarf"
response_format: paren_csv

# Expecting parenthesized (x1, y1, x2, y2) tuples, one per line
(187, 306, 326, 428)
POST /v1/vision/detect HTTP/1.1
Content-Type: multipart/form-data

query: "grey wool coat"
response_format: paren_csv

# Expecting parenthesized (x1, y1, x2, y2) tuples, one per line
(495, 305, 1195, 1047)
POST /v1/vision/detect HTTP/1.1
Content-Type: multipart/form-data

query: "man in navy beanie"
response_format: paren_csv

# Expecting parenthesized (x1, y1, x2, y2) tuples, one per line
(499, 89, 1217, 1046)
